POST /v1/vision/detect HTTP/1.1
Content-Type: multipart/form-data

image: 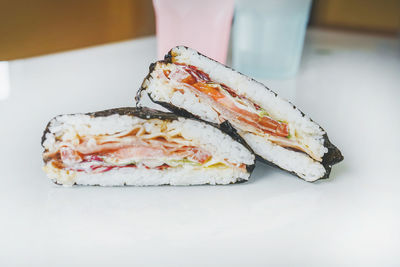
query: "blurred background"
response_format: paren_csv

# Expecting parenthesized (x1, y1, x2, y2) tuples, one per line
(1, 0, 399, 61)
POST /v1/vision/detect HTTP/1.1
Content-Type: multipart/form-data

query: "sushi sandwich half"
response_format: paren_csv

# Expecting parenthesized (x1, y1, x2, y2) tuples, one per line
(137, 46, 343, 182)
(42, 107, 255, 186)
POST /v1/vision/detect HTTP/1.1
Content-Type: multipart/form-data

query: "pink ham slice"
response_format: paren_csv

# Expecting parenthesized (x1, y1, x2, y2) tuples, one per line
(51, 135, 212, 167)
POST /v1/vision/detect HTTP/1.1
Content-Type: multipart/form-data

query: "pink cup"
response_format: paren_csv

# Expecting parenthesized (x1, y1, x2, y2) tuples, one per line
(153, 0, 234, 64)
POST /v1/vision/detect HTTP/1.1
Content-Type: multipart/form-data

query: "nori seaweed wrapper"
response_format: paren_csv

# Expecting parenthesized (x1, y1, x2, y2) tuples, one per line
(137, 47, 343, 181)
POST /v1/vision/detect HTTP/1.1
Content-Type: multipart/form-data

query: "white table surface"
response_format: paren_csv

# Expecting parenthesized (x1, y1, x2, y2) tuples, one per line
(1, 29, 399, 266)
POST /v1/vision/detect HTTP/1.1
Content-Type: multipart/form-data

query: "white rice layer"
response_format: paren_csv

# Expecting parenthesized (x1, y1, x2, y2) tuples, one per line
(242, 132, 325, 181)
(44, 163, 248, 186)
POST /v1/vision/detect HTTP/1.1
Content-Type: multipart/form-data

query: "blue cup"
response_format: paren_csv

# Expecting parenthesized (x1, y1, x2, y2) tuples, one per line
(232, 0, 312, 79)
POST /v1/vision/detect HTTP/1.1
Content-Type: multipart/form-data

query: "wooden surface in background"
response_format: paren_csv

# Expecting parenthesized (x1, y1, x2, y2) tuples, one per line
(0, 0, 155, 60)
(311, 0, 400, 34)
(1, 0, 399, 60)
